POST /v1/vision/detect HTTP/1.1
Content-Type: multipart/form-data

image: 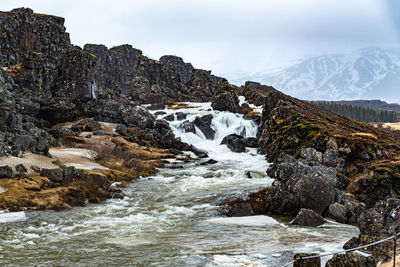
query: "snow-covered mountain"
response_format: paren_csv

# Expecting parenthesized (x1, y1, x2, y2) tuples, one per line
(228, 47, 400, 102)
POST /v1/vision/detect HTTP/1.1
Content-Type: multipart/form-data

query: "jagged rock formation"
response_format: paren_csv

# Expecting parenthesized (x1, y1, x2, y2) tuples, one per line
(159, 55, 194, 83)
(52, 49, 97, 101)
(0, 8, 71, 66)
(84, 44, 142, 95)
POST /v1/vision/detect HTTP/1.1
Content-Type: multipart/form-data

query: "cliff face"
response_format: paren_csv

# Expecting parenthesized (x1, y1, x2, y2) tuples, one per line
(84, 44, 142, 96)
(0, 8, 71, 67)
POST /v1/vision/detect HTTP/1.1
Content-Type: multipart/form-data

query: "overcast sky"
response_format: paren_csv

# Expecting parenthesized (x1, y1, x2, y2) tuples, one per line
(2, 0, 399, 76)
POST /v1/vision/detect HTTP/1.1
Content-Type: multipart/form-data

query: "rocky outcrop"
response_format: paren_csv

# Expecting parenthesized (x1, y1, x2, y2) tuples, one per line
(52, 49, 97, 102)
(257, 88, 400, 207)
(211, 91, 240, 113)
(159, 55, 194, 83)
(0, 69, 55, 156)
(0, 8, 71, 67)
(84, 44, 142, 95)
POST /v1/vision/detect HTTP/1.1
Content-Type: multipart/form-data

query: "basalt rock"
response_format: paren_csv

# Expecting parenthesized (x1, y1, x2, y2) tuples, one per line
(159, 55, 194, 84)
(221, 134, 246, 153)
(193, 114, 215, 140)
(291, 208, 325, 227)
(41, 168, 64, 183)
(179, 120, 196, 134)
(0, 166, 14, 178)
(120, 105, 155, 129)
(84, 44, 142, 95)
(39, 97, 77, 124)
(52, 49, 97, 102)
(0, 8, 71, 67)
(211, 91, 240, 113)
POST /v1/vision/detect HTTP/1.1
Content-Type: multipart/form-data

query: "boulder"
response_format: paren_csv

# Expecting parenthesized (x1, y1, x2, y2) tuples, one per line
(15, 164, 28, 174)
(221, 134, 246, 153)
(242, 137, 259, 148)
(327, 203, 347, 223)
(120, 105, 155, 129)
(159, 55, 194, 83)
(322, 149, 340, 167)
(0, 166, 14, 178)
(116, 124, 128, 136)
(189, 145, 208, 158)
(176, 112, 186, 121)
(179, 120, 196, 134)
(291, 208, 325, 227)
(326, 252, 375, 267)
(163, 114, 175, 121)
(226, 203, 254, 217)
(193, 114, 215, 139)
(211, 91, 239, 113)
(41, 168, 64, 183)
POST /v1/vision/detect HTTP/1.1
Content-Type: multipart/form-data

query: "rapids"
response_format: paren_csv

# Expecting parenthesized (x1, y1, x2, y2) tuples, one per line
(0, 101, 358, 266)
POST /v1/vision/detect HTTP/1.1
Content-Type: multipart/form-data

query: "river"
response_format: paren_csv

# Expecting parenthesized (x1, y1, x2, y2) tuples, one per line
(0, 101, 358, 266)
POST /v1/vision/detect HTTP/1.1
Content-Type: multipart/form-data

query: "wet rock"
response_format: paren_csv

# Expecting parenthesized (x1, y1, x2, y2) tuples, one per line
(0, 166, 14, 178)
(193, 114, 215, 139)
(291, 208, 325, 227)
(221, 134, 245, 153)
(189, 145, 208, 158)
(163, 114, 175, 121)
(226, 203, 254, 217)
(41, 168, 64, 183)
(264, 154, 337, 215)
(242, 137, 259, 148)
(116, 124, 128, 136)
(326, 251, 375, 267)
(154, 111, 167, 116)
(176, 112, 186, 121)
(326, 203, 347, 223)
(179, 120, 196, 134)
(199, 159, 218, 166)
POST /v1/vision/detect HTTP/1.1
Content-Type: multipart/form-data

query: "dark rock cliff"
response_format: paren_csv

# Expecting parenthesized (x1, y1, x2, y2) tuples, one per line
(0, 8, 71, 67)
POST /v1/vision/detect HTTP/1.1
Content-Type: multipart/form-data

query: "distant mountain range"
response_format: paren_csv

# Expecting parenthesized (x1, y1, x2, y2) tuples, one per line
(227, 47, 400, 103)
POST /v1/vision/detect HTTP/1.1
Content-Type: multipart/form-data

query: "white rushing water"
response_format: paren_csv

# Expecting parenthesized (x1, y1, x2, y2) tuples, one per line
(0, 100, 358, 266)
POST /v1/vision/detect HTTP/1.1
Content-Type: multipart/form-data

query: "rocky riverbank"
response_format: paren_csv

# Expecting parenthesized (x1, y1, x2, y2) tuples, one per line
(222, 88, 400, 265)
(1, 7, 399, 266)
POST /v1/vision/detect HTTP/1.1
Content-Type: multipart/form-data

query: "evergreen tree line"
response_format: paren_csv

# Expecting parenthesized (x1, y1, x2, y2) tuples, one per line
(313, 101, 400, 123)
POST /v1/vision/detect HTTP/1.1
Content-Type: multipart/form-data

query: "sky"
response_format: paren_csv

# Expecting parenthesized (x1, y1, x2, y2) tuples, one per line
(2, 0, 399, 76)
